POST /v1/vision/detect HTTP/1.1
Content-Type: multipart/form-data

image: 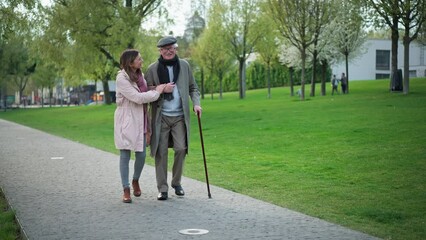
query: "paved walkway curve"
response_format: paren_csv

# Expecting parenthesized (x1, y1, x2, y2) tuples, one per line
(0, 119, 380, 240)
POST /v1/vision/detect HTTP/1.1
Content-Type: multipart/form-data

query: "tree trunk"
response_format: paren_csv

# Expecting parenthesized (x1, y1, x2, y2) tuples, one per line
(238, 58, 246, 99)
(201, 68, 205, 99)
(102, 77, 111, 105)
(1, 82, 6, 112)
(95, 79, 98, 105)
(41, 88, 44, 108)
(267, 63, 271, 99)
(403, 34, 410, 94)
(19, 89, 23, 106)
(301, 49, 306, 100)
(310, 50, 317, 97)
(219, 71, 223, 100)
(49, 88, 53, 107)
(209, 71, 214, 100)
(321, 60, 327, 96)
(289, 67, 294, 97)
(345, 53, 349, 94)
(390, 17, 400, 91)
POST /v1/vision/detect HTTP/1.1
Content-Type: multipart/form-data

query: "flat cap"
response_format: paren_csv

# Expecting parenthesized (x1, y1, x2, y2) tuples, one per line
(157, 36, 177, 48)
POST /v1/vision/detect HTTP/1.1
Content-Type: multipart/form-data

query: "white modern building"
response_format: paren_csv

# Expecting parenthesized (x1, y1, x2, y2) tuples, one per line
(332, 39, 426, 80)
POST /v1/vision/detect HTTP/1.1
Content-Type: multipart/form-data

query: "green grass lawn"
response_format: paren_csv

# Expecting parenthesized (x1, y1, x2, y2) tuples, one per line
(1, 78, 425, 240)
(0, 188, 22, 240)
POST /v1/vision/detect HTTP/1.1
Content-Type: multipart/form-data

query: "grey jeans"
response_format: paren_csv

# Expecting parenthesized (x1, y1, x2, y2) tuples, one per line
(119, 137, 146, 188)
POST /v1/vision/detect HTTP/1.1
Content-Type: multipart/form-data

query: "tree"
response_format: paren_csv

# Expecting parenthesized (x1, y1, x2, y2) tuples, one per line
(32, 60, 58, 107)
(368, 0, 425, 94)
(183, 11, 206, 44)
(192, 2, 233, 100)
(398, 0, 426, 94)
(367, 0, 402, 91)
(0, 0, 37, 107)
(268, 0, 317, 100)
(418, 17, 426, 45)
(217, 0, 262, 99)
(277, 40, 307, 97)
(253, 3, 280, 99)
(307, 0, 335, 97)
(316, 31, 342, 96)
(310, 2, 346, 97)
(183, 8, 207, 97)
(332, 0, 366, 93)
(40, 0, 162, 104)
(3, 34, 36, 105)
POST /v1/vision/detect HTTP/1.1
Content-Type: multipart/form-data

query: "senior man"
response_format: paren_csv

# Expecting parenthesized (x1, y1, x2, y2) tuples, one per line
(145, 36, 202, 200)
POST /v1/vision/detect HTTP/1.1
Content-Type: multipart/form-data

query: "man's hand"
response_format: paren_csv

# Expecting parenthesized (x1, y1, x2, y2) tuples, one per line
(194, 105, 202, 117)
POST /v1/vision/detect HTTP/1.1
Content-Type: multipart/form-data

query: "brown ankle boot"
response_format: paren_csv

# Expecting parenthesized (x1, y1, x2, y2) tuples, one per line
(132, 179, 141, 197)
(123, 187, 132, 203)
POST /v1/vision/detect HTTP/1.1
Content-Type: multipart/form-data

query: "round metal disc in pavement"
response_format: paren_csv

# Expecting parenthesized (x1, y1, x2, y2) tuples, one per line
(178, 229, 209, 235)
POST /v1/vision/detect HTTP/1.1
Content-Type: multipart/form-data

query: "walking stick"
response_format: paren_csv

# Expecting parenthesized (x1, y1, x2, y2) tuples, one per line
(197, 112, 212, 198)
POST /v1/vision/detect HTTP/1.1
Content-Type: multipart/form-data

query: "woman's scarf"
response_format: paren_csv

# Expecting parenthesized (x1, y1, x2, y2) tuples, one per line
(137, 74, 149, 133)
(157, 55, 180, 100)
(137, 73, 147, 93)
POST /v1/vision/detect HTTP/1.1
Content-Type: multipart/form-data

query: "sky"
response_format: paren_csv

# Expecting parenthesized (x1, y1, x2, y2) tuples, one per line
(142, 0, 193, 37)
(146, 0, 210, 37)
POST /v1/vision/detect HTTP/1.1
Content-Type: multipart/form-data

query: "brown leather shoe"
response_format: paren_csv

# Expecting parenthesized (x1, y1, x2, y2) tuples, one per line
(123, 187, 132, 203)
(132, 179, 141, 197)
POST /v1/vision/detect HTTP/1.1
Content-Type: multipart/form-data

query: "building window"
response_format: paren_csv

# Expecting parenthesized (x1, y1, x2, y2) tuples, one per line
(376, 73, 390, 79)
(409, 70, 417, 77)
(376, 50, 390, 70)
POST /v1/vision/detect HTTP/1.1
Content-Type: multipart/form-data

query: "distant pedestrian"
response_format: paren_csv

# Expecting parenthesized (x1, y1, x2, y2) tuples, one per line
(114, 49, 173, 203)
(341, 72, 347, 94)
(331, 74, 339, 95)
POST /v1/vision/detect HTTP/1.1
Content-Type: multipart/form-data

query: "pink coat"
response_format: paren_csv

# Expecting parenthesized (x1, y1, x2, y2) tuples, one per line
(114, 70, 160, 151)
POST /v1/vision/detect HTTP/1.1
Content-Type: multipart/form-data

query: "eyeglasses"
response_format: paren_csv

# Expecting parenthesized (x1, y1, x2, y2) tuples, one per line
(161, 46, 176, 52)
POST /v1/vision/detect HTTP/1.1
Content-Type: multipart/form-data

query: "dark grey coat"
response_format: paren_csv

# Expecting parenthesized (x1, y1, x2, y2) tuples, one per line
(145, 58, 201, 157)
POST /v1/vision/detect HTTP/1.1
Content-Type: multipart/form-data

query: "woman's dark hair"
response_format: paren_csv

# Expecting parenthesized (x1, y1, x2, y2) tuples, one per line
(120, 49, 141, 83)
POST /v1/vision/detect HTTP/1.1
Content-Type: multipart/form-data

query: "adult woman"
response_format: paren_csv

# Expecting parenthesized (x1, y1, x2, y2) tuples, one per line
(114, 49, 173, 203)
